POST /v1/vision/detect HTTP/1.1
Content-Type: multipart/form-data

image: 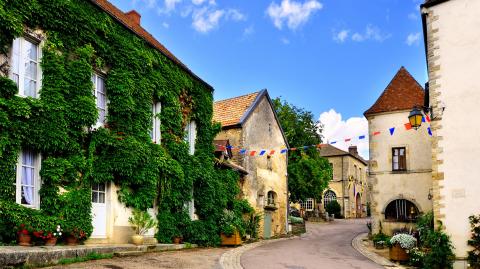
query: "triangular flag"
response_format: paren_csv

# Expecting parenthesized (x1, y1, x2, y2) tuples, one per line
(303, 146, 309, 150)
(373, 131, 381, 136)
(226, 145, 233, 149)
(290, 148, 297, 151)
(330, 141, 337, 144)
(239, 149, 246, 154)
(389, 127, 395, 136)
(345, 138, 351, 142)
(426, 115, 431, 122)
(249, 151, 256, 156)
(219, 145, 226, 150)
(404, 123, 412, 130)
(422, 116, 426, 123)
(259, 150, 266, 156)
(359, 135, 366, 140)
(428, 127, 432, 136)
(269, 150, 275, 155)
(280, 149, 288, 154)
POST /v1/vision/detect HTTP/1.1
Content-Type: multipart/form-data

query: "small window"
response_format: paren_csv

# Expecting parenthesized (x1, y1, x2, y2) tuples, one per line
(151, 102, 161, 144)
(10, 37, 41, 98)
(16, 149, 41, 208)
(267, 191, 276, 206)
(92, 183, 106, 204)
(184, 121, 197, 155)
(300, 198, 314, 211)
(385, 199, 418, 222)
(392, 147, 406, 171)
(323, 190, 337, 209)
(92, 73, 107, 127)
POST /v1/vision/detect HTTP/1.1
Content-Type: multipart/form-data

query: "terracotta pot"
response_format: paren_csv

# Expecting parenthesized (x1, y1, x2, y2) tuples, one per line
(389, 244, 409, 262)
(131, 235, 144, 245)
(45, 237, 57, 246)
(18, 233, 32, 246)
(173, 236, 183, 244)
(66, 236, 79, 246)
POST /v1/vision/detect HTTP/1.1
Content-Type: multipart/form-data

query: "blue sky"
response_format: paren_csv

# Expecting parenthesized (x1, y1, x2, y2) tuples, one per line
(110, 0, 427, 158)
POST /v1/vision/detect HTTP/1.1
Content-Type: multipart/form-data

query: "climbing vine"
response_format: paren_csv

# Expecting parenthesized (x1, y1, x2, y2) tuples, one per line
(0, 0, 251, 245)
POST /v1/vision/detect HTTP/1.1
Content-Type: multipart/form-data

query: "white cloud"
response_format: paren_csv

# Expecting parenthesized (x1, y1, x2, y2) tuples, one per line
(192, 7, 224, 33)
(162, 22, 170, 28)
(243, 25, 255, 37)
(157, 0, 182, 14)
(333, 29, 349, 43)
(351, 24, 391, 42)
(281, 37, 290, 44)
(192, 0, 215, 5)
(319, 109, 369, 159)
(133, 0, 158, 9)
(406, 32, 421, 46)
(226, 9, 246, 21)
(266, 0, 322, 30)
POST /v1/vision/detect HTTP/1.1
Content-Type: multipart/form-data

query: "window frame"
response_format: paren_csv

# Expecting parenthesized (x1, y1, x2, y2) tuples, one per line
(9, 36, 42, 98)
(15, 149, 41, 209)
(323, 190, 337, 209)
(151, 102, 161, 144)
(92, 72, 108, 128)
(392, 147, 407, 171)
(185, 121, 197, 155)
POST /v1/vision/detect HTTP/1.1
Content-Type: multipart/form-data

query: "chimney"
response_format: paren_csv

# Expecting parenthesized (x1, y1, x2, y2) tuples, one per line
(348, 146, 358, 156)
(125, 10, 141, 25)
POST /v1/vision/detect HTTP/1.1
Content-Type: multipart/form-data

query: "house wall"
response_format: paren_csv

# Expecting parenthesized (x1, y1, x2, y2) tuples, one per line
(242, 97, 288, 238)
(424, 0, 480, 263)
(367, 111, 432, 235)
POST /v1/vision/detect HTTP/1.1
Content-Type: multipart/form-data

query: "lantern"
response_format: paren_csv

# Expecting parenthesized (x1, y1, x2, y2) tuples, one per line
(408, 107, 423, 130)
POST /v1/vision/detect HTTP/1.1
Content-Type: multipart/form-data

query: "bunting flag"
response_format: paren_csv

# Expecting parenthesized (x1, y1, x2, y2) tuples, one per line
(389, 127, 395, 136)
(428, 127, 432, 136)
(239, 149, 246, 154)
(345, 138, 351, 142)
(249, 151, 256, 156)
(290, 147, 297, 151)
(259, 150, 266, 156)
(426, 115, 431, 122)
(330, 141, 337, 144)
(269, 150, 275, 155)
(280, 149, 288, 154)
(359, 135, 366, 140)
(226, 145, 233, 149)
(404, 123, 412, 130)
(373, 131, 381, 136)
(303, 146, 309, 150)
(422, 116, 426, 123)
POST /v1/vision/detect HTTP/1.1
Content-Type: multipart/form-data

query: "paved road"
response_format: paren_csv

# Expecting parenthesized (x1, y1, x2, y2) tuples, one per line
(241, 219, 384, 269)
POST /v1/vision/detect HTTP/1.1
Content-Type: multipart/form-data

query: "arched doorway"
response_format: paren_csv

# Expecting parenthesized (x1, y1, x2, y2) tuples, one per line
(355, 193, 362, 218)
(384, 199, 419, 222)
(323, 190, 337, 208)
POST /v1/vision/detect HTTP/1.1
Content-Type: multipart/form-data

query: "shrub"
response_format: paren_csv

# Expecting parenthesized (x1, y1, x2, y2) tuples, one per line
(128, 209, 157, 236)
(245, 213, 261, 239)
(468, 215, 480, 269)
(288, 216, 304, 224)
(325, 200, 341, 217)
(390, 233, 417, 249)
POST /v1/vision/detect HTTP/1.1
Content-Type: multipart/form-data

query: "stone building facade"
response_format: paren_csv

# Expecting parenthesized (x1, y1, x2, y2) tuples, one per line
(421, 0, 480, 265)
(364, 67, 433, 235)
(213, 90, 289, 238)
(317, 145, 368, 219)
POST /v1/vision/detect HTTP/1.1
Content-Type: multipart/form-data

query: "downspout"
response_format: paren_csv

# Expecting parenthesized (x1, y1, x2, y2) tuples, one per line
(285, 150, 289, 234)
(342, 156, 346, 218)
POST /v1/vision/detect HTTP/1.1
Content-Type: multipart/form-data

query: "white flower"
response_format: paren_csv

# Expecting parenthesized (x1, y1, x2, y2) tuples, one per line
(390, 233, 417, 249)
(59, 232, 62, 236)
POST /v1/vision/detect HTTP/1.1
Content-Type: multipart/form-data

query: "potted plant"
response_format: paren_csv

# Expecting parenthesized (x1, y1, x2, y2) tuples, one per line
(389, 233, 417, 262)
(172, 232, 183, 244)
(32, 224, 63, 246)
(128, 209, 157, 246)
(16, 224, 33, 246)
(65, 227, 87, 246)
(220, 210, 242, 246)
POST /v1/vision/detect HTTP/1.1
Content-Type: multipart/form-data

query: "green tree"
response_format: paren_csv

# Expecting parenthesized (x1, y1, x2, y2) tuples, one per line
(272, 98, 332, 202)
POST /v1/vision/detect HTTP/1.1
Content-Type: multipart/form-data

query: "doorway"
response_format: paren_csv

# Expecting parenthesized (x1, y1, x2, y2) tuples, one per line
(91, 183, 107, 238)
(263, 212, 272, 239)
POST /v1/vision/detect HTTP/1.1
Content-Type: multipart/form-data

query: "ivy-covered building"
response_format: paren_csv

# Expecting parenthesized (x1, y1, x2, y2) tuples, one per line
(0, 0, 251, 245)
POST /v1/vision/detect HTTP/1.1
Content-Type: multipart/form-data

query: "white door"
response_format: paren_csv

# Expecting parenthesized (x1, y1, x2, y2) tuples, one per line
(91, 183, 107, 238)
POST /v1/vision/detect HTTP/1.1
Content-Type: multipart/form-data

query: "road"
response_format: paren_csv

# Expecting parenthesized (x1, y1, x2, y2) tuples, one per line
(241, 219, 383, 269)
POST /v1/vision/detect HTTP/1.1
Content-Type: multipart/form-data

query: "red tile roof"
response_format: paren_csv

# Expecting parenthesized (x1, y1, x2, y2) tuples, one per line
(91, 0, 212, 90)
(213, 92, 260, 127)
(364, 67, 425, 116)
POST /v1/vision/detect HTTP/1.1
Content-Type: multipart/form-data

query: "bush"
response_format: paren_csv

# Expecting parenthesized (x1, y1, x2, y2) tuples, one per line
(468, 215, 480, 269)
(288, 216, 304, 224)
(325, 200, 341, 217)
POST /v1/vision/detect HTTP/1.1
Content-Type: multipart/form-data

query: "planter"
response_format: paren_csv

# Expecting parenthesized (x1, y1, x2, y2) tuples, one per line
(221, 231, 242, 246)
(173, 236, 183, 244)
(131, 235, 144, 245)
(45, 237, 57, 246)
(389, 244, 409, 262)
(66, 236, 79, 246)
(18, 233, 32, 246)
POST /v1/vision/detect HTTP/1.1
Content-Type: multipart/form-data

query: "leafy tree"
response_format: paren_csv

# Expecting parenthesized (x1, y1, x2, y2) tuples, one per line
(272, 98, 332, 202)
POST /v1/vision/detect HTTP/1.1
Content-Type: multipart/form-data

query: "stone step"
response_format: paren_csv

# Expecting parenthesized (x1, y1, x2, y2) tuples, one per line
(114, 250, 145, 257)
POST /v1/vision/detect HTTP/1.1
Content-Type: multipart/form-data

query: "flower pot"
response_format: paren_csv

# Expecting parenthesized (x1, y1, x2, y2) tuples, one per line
(66, 236, 79, 246)
(131, 235, 144, 245)
(389, 244, 409, 262)
(45, 237, 57, 246)
(221, 231, 242, 246)
(173, 236, 183, 244)
(18, 233, 32, 246)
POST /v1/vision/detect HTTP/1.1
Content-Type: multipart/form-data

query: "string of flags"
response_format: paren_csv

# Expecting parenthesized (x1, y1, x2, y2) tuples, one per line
(215, 117, 432, 157)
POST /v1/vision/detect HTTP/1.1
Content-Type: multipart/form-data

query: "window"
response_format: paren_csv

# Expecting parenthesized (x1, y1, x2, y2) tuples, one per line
(323, 190, 337, 209)
(359, 167, 362, 182)
(267, 191, 276, 206)
(91, 183, 106, 204)
(184, 121, 197, 155)
(385, 199, 418, 222)
(16, 149, 41, 208)
(151, 102, 161, 144)
(354, 165, 358, 179)
(300, 198, 314, 211)
(92, 73, 107, 127)
(392, 147, 406, 171)
(10, 37, 41, 98)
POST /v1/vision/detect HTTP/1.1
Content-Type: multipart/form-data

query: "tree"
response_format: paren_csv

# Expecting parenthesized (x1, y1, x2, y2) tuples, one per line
(272, 98, 332, 202)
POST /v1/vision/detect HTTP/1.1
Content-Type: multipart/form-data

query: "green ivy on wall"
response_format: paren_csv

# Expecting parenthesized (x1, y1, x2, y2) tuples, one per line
(0, 0, 251, 246)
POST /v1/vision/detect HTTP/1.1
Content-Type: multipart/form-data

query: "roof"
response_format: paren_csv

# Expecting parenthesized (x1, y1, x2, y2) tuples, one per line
(213, 91, 260, 127)
(421, 0, 451, 8)
(213, 89, 289, 148)
(319, 144, 368, 165)
(364, 67, 425, 117)
(90, 0, 213, 90)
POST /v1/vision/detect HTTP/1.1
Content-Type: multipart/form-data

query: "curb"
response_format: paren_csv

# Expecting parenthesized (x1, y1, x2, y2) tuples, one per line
(219, 236, 297, 269)
(351, 233, 405, 269)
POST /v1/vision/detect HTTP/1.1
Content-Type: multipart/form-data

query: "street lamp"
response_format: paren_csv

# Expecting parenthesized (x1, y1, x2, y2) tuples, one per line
(408, 106, 424, 130)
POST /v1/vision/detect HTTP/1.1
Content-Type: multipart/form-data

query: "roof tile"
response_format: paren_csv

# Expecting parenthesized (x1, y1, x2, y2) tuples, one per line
(213, 92, 260, 127)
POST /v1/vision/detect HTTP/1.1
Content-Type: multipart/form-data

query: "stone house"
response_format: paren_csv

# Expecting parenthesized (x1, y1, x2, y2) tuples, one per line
(421, 0, 480, 266)
(1, 0, 212, 244)
(364, 67, 433, 235)
(213, 90, 289, 238)
(313, 145, 368, 219)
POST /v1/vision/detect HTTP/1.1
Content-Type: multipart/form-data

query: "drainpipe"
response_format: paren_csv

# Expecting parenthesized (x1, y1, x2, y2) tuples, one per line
(342, 156, 346, 218)
(285, 150, 289, 234)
